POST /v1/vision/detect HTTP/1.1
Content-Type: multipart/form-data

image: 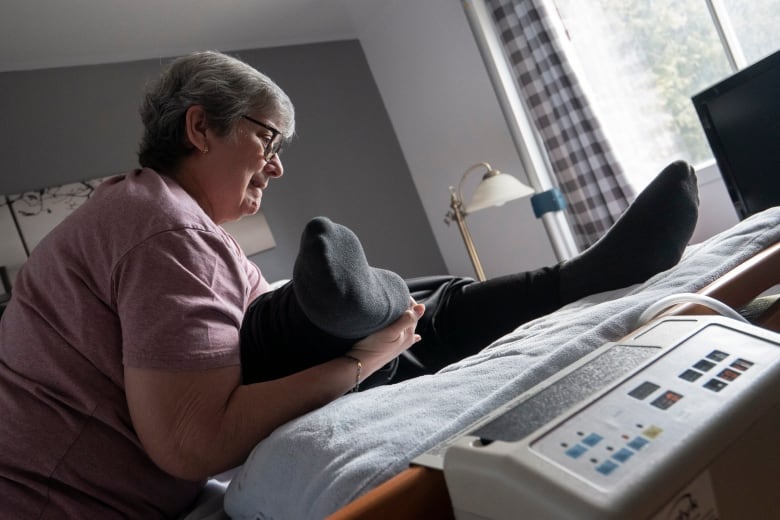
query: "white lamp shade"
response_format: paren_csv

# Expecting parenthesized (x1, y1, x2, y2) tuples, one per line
(466, 172, 535, 213)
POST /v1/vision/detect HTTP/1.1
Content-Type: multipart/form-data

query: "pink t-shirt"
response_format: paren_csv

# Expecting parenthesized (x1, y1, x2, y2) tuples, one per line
(0, 169, 270, 518)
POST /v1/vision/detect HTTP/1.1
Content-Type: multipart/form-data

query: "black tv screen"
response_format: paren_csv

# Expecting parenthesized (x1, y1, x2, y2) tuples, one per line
(692, 48, 780, 219)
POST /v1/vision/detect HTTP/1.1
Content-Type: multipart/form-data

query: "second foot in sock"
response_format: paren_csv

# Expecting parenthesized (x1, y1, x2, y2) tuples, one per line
(560, 160, 699, 302)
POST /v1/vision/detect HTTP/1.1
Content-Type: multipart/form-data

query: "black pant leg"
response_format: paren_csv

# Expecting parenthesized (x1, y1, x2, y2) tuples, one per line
(239, 281, 355, 384)
(240, 267, 562, 386)
(240, 281, 403, 387)
(394, 267, 562, 377)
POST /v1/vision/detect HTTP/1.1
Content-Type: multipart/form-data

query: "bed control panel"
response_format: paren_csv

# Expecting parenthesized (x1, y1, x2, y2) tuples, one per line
(442, 316, 780, 520)
(530, 324, 767, 490)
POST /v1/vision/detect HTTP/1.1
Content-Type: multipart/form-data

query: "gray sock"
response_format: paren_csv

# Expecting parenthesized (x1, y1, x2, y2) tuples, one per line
(560, 160, 699, 302)
(292, 217, 411, 339)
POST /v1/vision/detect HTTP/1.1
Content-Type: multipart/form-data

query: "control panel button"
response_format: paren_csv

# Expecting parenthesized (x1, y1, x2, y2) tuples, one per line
(717, 368, 741, 381)
(612, 448, 634, 463)
(679, 369, 702, 382)
(693, 359, 716, 371)
(582, 433, 603, 447)
(731, 358, 754, 371)
(628, 381, 660, 400)
(565, 444, 587, 459)
(651, 390, 683, 410)
(706, 350, 729, 361)
(596, 460, 619, 475)
(704, 378, 728, 392)
(627, 436, 649, 451)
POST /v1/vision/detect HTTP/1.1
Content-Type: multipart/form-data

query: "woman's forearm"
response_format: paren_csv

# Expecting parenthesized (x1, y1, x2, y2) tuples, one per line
(126, 305, 423, 481)
(213, 356, 362, 472)
(126, 357, 359, 481)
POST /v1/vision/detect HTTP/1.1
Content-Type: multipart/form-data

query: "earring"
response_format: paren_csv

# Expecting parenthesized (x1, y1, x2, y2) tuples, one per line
(202, 145, 209, 154)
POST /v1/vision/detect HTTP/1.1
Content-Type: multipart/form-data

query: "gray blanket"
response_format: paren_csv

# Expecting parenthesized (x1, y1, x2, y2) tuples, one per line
(224, 207, 780, 520)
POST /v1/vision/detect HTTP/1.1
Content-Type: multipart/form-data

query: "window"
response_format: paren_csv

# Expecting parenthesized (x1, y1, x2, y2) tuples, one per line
(546, 0, 780, 190)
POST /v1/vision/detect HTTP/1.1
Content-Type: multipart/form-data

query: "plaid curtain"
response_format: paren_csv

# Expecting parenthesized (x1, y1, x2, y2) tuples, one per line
(485, 0, 635, 249)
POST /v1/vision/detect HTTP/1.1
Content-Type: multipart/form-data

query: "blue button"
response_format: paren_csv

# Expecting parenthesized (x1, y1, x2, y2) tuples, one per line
(612, 448, 634, 463)
(582, 433, 603, 447)
(627, 436, 649, 451)
(596, 460, 619, 475)
(565, 444, 587, 459)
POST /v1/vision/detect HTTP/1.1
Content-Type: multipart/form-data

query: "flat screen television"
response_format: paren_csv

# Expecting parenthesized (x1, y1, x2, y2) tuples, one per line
(692, 48, 780, 220)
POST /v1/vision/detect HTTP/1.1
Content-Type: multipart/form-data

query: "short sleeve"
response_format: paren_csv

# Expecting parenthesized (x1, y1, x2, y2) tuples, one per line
(113, 228, 248, 371)
(220, 230, 271, 304)
(244, 257, 271, 303)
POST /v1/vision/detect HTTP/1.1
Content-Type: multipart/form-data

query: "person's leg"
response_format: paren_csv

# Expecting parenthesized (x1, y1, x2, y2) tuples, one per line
(400, 269, 561, 374)
(292, 217, 411, 339)
(398, 160, 700, 375)
(559, 160, 699, 302)
(239, 281, 357, 383)
(242, 161, 698, 383)
(239, 217, 411, 384)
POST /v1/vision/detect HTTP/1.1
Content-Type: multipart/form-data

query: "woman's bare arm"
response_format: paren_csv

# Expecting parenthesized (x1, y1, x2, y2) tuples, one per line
(125, 303, 424, 481)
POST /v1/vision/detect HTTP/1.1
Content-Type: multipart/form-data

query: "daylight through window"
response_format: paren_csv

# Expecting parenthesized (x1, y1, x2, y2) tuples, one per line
(546, 0, 780, 190)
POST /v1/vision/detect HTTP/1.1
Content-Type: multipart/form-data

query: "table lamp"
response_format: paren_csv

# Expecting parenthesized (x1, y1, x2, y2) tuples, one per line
(445, 162, 534, 281)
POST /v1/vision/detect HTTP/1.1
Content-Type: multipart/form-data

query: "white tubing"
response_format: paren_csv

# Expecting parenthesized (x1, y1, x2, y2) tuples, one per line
(637, 293, 749, 327)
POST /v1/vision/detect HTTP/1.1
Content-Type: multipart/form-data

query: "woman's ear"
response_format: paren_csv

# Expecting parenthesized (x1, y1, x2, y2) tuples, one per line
(184, 105, 209, 154)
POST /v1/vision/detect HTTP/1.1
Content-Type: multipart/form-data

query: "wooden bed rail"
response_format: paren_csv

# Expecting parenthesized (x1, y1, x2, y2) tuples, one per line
(327, 241, 780, 520)
(327, 466, 453, 520)
(666, 241, 780, 331)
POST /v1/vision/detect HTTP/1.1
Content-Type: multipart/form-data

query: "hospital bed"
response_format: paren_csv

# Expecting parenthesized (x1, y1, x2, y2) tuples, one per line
(191, 206, 780, 519)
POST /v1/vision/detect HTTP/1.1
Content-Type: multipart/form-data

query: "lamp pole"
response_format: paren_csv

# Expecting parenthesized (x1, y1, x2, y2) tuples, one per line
(446, 162, 533, 281)
(448, 187, 487, 281)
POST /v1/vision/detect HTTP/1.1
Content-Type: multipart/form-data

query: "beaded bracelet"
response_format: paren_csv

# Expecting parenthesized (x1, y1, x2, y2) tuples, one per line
(343, 354, 362, 393)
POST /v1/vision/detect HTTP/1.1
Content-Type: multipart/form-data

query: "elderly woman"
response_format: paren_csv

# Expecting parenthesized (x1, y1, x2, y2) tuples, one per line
(0, 50, 698, 518)
(0, 51, 423, 518)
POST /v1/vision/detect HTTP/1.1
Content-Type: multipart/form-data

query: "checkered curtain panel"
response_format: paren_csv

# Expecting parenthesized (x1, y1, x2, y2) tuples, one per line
(485, 0, 635, 249)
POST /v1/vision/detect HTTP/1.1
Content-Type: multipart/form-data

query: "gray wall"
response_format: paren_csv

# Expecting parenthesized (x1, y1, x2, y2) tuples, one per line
(0, 40, 446, 282)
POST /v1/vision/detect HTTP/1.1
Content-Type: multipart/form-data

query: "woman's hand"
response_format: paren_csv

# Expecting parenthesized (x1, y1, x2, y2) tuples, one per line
(345, 300, 425, 376)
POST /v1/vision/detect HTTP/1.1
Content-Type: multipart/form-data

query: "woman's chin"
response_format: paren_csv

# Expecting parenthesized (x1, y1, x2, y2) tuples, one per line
(242, 200, 260, 216)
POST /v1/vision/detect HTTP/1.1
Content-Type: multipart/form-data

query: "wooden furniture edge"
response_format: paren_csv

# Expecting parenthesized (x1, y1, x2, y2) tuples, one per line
(666, 241, 780, 329)
(326, 465, 453, 520)
(327, 240, 780, 520)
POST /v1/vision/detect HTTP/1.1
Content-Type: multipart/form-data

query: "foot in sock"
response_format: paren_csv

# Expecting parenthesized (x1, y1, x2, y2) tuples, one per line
(560, 160, 699, 302)
(293, 216, 411, 339)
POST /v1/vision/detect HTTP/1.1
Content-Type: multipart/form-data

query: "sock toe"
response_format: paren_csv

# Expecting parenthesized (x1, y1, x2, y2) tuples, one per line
(293, 217, 410, 338)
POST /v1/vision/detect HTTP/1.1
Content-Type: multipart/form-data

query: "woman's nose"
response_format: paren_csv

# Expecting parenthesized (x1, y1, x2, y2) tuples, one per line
(265, 156, 283, 178)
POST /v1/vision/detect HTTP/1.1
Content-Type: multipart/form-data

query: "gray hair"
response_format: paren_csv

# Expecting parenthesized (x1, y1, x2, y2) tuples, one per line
(138, 50, 295, 172)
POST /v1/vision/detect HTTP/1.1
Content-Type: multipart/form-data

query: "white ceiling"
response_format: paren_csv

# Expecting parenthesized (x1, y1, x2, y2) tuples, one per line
(0, 0, 358, 72)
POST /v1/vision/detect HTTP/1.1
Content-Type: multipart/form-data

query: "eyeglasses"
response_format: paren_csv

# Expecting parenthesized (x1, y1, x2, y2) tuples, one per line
(242, 115, 283, 160)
